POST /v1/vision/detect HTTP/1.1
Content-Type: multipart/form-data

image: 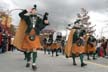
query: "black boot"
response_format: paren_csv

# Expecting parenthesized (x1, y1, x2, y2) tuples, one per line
(81, 63, 87, 67)
(88, 57, 91, 60)
(87, 53, 91, 60)
(72, 54, 77, 66)
(56, 54, 59, 56)
(93, 52, 97, 60)
(80, 54, 87, 67)
(32, 65, 37, 71)
(93, 57, 97, 60)
(26, 52, 31, 68)
(24, 52, 27, 60)
(26, 63, 30, 68)
(73, 63, 77, 66)
(56, 52, 59, 56)
(48, 48, 50, 55)
(52, 50, 54, 57)
(56, 49, 59, 56)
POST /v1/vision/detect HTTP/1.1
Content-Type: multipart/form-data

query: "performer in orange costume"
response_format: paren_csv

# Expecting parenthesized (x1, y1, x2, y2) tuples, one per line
(13, 5, 49, 71)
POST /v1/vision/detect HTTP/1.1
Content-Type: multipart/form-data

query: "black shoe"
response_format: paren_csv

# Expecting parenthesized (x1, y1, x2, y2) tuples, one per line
(32, 65, 37, 71)
(73, 63, 77, 66)
(81, 63, 87, 67)
(93, 57, 97, 60)
(87, 58, 91, 60)
(26, 63, 30, 68)
(56, 54, 59, 56)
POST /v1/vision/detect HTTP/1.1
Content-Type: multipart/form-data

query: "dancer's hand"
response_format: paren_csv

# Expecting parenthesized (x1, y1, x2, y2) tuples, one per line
(27, 8, 32, 13)
(44, 20, 49, 24)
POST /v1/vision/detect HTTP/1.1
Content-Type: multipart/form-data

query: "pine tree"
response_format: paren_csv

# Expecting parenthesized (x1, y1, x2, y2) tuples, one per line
(80, 8, 96, 33)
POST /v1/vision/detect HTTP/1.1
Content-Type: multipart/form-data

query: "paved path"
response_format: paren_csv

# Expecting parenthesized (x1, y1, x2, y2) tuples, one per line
(0, 51, 108, 72)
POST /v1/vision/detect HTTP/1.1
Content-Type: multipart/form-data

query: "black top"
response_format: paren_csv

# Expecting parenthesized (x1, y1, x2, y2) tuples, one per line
(19, 10, 49, 35)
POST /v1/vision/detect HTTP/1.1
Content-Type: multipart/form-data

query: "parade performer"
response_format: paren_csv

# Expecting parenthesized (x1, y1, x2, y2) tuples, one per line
(43, 34, 53, 55)
(72, 26, 87, 67)
(13, 5, 49, 71)
(65, 23, 87, 67)
(51, 33, 62, 56)
(65, 14, 82, 58)
(65, 13, 83, 57)
(86, 32, 97, 60)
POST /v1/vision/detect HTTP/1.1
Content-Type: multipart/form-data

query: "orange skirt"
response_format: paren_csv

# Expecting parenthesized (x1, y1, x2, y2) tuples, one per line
(43, 44, 51, 49)
(72, 44, 85, 54)
(21, 29, 42, 51)
(51, 43, 61, 50)
(86, 44, 96, 53)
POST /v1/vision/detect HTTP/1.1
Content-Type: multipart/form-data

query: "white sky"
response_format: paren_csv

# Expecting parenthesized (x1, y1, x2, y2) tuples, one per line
(0, 0, 108, 38)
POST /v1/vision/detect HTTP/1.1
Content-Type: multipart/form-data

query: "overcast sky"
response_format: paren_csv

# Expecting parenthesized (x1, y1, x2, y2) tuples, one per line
(0, 0, 108, 38)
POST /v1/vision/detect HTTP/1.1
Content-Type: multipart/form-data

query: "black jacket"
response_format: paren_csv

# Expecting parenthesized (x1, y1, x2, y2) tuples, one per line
(19, 10, 48, 35)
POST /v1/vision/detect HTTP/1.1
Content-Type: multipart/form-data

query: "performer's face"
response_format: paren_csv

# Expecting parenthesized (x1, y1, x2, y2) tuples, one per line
(31, 9, 37, 15)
